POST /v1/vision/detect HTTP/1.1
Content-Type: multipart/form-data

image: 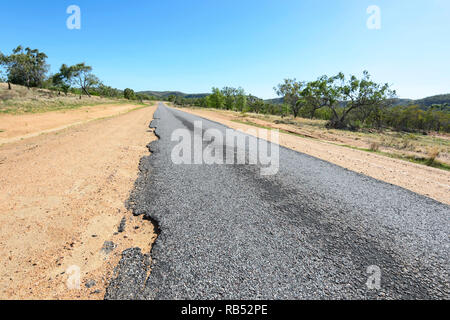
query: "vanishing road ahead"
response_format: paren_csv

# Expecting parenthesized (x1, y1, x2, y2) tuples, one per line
(106, 103, 449, 300)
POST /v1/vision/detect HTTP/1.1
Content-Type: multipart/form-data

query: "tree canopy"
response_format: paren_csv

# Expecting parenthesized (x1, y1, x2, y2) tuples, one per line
(0, 46, 49, 88)
(124, 88, 136, 100)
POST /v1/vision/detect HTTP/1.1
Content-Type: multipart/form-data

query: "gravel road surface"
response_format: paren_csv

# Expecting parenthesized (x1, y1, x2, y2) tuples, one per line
(106, 103, 449, 300)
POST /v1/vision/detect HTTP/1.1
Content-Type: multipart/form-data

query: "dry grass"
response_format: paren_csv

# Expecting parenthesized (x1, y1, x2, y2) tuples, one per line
(369, 141, 380, 152)
(0, 83, 129, 114)
(427, 146, 441, 165)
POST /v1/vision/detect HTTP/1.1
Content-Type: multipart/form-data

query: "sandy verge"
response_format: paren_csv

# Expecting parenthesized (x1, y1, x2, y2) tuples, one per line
(0, 103, 146, 145)
(176, 107, 450, 205)
(0, 106, 158, 299)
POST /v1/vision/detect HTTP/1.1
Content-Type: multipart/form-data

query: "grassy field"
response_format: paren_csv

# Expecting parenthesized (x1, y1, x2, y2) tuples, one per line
(0, 83, 135, 114)
(236, 112, 449, 170)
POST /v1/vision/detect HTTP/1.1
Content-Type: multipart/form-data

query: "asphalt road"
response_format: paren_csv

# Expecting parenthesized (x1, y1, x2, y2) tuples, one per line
(106, 103, 449, 300)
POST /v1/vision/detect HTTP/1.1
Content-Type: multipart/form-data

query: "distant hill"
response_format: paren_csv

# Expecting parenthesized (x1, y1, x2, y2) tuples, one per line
(390, 98, 414, 106)
(264, 97, 284, 104)
(139, 90, 209, 99)
(414, 94, 450, 107)
(389, 94, 450, 109)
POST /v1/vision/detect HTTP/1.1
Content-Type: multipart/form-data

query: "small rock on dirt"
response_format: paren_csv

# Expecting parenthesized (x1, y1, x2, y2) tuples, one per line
(101, 241, 117, 254)
(118, 217, 126, 233)
(85, 280, 96, 288)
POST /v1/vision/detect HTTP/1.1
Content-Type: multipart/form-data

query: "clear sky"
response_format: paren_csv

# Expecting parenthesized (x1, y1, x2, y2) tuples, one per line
(1, 0, 449, 99)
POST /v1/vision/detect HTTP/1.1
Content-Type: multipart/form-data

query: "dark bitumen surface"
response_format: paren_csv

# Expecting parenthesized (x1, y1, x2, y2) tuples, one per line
(105, 103, 449, 300)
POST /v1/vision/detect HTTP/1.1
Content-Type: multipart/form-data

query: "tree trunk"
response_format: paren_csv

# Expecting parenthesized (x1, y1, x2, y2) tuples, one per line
(82, 87, 91, 97)
(327, 119, 347, 129)
(8, 82, 11, 90)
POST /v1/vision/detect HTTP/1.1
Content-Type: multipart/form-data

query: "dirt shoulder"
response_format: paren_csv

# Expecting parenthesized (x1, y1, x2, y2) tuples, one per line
(176, 107, 450, 205)
(0, 105, 158, 299)
(0, 103, 148, 145)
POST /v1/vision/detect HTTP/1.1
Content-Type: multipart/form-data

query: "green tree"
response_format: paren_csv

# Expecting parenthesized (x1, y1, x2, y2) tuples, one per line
(0, 53, 10, 89)
(328, 71, 395, 129)
(124, 88, 136, 100)
(51, 73, 64, 95)
(198, 97, 208, 108)
(274, 79, 304, 117)
(247, 95, 264, 114)
(174, 96, 185, 106)
(0, 46, 49, 89)
(135, 93, 152, 101)
(207, 87, 225, 109)
(0, 52, 6, 85)
(235, 87, 247, 112)
(70, 63, 99, 98)
(298, 75, 340, 119)
(221, 87, 237, 110)
(51, 64, 73, 95)
(97, 84, 122, 98)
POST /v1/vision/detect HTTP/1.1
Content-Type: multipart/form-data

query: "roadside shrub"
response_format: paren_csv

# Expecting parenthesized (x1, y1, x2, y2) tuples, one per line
(124, 88, 136, 100)
(369, 141, 380, 152)
(427, 146, 440, 165)
(399, 135, 413, 150)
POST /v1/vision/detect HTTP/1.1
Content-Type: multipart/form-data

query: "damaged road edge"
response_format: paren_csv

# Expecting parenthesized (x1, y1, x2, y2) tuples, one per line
(104, 109, 163, 300)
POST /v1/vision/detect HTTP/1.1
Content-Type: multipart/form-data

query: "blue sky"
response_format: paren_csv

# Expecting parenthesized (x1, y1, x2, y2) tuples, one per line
(1, 0, 449, 99)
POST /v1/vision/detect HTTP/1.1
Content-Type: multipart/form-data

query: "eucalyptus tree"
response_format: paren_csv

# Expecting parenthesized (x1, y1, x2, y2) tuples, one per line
(0, 52, 10, 89)
(298, 75, 340, 119)
(207, 87, 225, 109)
(222, 87, 237, 110)
(246, 95, 265, 114)
(0, 46, 49, 89)
(328, 71, 396, 129)
(235, 87, 247, 112)
(52, 64, 73, 95)
(70, 63, 99, 97)
(274, 79, 304, 118)
(124, 88, 136, 100)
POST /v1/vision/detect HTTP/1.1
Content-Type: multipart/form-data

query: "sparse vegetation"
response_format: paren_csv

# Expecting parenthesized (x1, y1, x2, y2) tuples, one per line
(369, 141, 380, 152)
(0, 83, 131, 114)
(192, 107, 449, 170)
(427, 146, 440, 165)
(170, 71, 448, 135)
(0, 45, 148, 108)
